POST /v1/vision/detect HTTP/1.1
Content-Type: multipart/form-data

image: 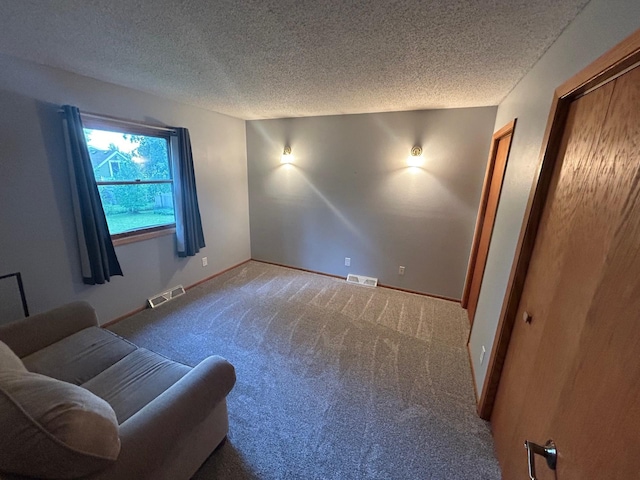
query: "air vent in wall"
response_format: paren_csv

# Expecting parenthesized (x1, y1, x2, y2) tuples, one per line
(346, 274, 378, 288)
(148, 285, 186, 308)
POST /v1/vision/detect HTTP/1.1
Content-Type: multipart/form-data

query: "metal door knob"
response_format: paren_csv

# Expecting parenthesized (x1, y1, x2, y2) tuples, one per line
(524, 439, 557, 480)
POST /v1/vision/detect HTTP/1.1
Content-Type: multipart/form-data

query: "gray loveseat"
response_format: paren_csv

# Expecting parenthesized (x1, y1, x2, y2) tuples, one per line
(0, 301, 236, 480)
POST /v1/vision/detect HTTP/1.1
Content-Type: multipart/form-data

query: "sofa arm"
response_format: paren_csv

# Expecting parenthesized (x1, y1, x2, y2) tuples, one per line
(93, 356, 236, 479)
(0, 301, 99, 358)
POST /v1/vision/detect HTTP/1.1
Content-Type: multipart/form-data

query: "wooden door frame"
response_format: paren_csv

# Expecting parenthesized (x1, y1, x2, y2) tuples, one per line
(461, 120, 516, 318)
(478, 28, 640, 420)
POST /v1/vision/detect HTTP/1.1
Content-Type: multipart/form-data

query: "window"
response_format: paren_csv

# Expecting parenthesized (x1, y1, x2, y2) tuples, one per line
(83, 120, 176, 244)
(108, 160, 120, 177)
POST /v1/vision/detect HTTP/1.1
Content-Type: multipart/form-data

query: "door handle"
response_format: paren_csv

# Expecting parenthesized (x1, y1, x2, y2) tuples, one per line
(524, 439, 557, 480)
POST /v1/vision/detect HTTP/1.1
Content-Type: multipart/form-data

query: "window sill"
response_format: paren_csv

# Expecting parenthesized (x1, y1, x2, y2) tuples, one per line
(112, 226, 175, 246)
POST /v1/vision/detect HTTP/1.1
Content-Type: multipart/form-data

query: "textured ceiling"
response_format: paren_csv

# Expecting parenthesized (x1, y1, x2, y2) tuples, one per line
(0, 0, 589, 119)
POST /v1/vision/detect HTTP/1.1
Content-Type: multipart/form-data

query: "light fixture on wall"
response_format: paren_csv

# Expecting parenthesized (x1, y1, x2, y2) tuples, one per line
(281, 145, 294, 164)
(407, 145, 424, 167)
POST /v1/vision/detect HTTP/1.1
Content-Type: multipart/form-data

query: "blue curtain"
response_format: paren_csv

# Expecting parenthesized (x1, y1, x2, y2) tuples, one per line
(175, 128, 205, 257)
(62, 105, 123, 284)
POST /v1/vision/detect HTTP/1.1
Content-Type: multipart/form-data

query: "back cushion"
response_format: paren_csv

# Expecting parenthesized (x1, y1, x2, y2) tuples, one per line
(0, 340, 26, 372)
(0, 370, 121, 479)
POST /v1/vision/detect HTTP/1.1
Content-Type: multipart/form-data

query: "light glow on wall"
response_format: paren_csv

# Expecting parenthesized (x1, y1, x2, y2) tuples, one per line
(407, 145, 424, 167)
(281, 145, 294, 164)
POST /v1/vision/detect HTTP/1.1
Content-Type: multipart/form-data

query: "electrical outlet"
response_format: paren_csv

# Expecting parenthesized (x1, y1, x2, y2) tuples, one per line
(480, 346, 486, 365)
(345, 257, 351, 267)
(201, 257, 208, 267)
(398, 266, 405, 275)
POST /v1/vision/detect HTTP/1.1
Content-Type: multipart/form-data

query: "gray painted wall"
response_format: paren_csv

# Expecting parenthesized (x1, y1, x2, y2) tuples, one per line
(247, 108, 497, 299)
(469, 0, 640, 394)
(0, 54, 250, 324)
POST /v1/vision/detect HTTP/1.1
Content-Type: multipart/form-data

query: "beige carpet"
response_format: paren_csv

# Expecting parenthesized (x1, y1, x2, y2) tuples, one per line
(110, 260, 500, 479)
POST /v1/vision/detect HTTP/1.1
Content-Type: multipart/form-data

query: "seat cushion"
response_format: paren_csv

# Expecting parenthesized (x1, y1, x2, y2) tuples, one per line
(22, 327, 137, 385)
(0, 369, 120, 479)
(0, 340, 26, 372)
(82, 348, 190, 423)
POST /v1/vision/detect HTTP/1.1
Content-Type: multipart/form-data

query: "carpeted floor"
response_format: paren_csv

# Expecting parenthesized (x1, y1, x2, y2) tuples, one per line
(109, 261, 501, 479)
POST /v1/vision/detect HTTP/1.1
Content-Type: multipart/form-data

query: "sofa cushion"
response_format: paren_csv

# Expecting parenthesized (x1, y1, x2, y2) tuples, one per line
(83, 348, 190, 423)
(0, 369, 120, 479)
(22, 327, 137, 385)
(0, 340, 26, 372)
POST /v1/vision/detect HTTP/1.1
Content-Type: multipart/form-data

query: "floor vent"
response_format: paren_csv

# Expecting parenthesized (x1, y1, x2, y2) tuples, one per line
(148, 285, 186, 308)
(346, 274, 378, 288)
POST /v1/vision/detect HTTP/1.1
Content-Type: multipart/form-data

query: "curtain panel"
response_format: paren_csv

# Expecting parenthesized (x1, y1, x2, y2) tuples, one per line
(61, 105, 123, 284)
(174, 128, 206, 257)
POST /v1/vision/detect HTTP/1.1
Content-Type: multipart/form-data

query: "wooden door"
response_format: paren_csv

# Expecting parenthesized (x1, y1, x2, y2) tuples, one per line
(463, 121, 515, 325)
(491, 65, 640, 479)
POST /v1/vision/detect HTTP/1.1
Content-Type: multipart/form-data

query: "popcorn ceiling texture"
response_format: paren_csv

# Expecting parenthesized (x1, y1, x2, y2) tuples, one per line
(0, 0, 589, 119)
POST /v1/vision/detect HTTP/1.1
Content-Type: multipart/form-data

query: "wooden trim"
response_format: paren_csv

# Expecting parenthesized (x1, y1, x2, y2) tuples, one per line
(253, 259, 460, 302)
(185, 259, 252, 290)
(101, 305, 147, 328)
(378, 283, 460, 303)
(252, 259, 346, 280)
(101, 258, 252, 328)
(103, 257, 462, 328)
(476, 27, 640, 420)
(461, 120, 516, 310)
(478, 95, 566, 420)
(112, 226, 175, 246)
(556, 31, 640, 101)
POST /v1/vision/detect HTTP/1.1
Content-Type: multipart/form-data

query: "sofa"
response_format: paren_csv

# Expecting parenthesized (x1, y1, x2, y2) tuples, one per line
(0, 301, 236, 480)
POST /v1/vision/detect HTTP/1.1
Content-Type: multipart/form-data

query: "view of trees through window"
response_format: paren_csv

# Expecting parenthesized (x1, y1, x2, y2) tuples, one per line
(84, 127, 176, 236)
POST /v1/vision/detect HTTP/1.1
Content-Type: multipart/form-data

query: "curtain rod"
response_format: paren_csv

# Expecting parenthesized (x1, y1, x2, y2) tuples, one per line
(59, 108, 177, 135)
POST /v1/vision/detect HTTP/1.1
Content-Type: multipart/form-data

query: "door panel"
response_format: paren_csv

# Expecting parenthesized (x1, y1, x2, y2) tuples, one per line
(491, 81, 616, 478)
(466, 133, 512, 323)
(491, 66, 640, 479)
(550, 68, 640, 478)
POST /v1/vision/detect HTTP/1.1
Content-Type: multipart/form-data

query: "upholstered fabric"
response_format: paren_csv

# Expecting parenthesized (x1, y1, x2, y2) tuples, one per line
(23, 327, 137, 385)
(0, 302, 234, 480)
(90, 358, 235, 480)
(0, 340, 26, 372)
(0, 369, 120, 479)
(0, 301, 99, 358)
(83, 348, 190, 423)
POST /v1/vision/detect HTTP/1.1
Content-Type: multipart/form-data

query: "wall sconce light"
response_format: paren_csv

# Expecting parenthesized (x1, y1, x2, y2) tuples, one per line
(407, 145, 424, 167)
(281, 145, 293, 164)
